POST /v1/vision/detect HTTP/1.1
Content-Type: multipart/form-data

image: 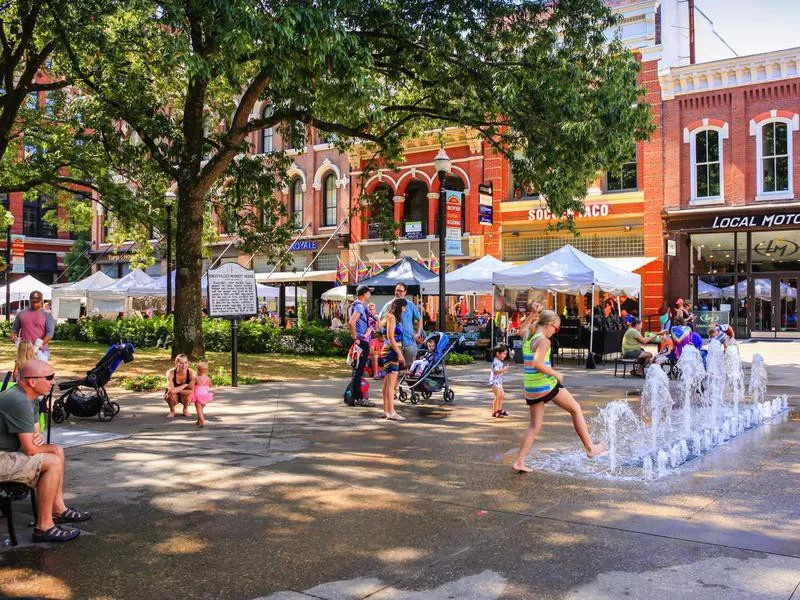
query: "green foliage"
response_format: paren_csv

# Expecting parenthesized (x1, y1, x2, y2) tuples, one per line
(63, 236, 92, 282)
(445, 353, 475, 365)
(120, 374, 167, 392)
(53, 316, 352, 356)
(48, 0, 651, 357)
(0, 320, 10, 339)
(209, 367, 258, 386)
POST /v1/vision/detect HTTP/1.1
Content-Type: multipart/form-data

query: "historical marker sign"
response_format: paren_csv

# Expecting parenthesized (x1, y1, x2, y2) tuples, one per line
(206, 262, 258, 318)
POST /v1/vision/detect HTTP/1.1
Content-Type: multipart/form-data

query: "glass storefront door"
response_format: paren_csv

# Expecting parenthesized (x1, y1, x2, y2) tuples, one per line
(749, 275, 800, 338)
(779, 277, 798, 335)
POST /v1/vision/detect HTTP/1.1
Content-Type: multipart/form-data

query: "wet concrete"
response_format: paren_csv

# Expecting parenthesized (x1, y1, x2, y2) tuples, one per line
(1, 344, 799, 599)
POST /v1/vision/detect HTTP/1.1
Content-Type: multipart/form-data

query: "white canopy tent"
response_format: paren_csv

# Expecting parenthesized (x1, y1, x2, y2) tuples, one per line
(321, 285, 352, 302)
(0, 275, 53, 306)
(87, 269, 156, 315)
(492, 245, 641, 367)
(127, 270, 288, 301)
(51, 270, 116, 319)
(420, 255, 513, 295)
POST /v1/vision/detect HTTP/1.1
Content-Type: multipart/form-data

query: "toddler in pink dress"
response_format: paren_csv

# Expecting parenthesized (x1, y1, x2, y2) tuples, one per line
(192, 362, 214, 427)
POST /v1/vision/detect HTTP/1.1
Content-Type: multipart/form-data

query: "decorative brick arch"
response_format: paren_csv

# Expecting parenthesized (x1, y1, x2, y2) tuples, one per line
(364, 172, 398, 194)
(281, 163, 306, 193)
(748, 110, 800, 135)
(683, 118, 729, 143)
(396, 169, 433, 195)
(312, 159, 348, 190)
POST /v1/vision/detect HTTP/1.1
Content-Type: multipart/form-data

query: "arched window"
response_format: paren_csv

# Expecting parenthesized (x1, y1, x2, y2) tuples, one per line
(690, 128, 723, 202)
(260, 105, 273, 153)
(290, 178, 304, 229)
(322, 173, 337, 227)
(368, 185, 393, 239)
(757, 120, 792, 198)
(404, 180, 428, 238)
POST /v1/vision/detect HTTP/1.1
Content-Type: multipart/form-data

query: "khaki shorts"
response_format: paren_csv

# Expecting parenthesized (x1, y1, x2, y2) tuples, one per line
(0, 451, 45, 488)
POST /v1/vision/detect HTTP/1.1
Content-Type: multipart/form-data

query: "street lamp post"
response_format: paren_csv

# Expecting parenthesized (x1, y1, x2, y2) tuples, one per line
(434, 147, 452, 331)
(165, 192, 175, 316)
(5, 214, 14, 322)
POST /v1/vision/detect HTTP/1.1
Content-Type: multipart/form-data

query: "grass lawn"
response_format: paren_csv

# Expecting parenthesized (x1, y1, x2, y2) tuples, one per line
(0, 340, 350, 387)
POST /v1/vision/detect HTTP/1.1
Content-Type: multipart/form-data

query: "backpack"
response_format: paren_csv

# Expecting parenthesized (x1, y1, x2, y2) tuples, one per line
(343, 377, 369, 406)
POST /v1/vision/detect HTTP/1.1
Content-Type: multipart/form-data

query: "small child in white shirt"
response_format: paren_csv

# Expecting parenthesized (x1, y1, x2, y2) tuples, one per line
(489, 344, 510, 417)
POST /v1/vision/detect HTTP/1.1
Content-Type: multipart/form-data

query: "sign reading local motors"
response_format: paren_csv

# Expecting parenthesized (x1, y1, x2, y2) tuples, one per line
(709, 211, 800, 230)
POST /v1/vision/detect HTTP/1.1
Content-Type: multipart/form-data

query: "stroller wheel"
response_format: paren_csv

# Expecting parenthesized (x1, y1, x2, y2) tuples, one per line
(422, 391, 432, 400)
(110, 401, 120, 415)
(98, 403, 116, 422)
(52, 402, 66, 424)
(410, 392, 420, 405)
(398, 389, 408, 403)
(444, 388, 455, 403)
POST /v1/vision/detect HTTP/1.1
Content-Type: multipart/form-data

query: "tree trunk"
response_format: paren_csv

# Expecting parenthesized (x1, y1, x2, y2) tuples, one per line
(172, 186, 206, 359)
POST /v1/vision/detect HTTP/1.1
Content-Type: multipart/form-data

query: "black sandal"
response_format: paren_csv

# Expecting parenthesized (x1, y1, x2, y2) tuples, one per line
(53, 507, 92, 524)
(32, 525, 81, 543)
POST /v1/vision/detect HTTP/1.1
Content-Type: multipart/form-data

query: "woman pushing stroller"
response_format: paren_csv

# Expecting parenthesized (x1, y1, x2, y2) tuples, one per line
(512, 310, 606, 473)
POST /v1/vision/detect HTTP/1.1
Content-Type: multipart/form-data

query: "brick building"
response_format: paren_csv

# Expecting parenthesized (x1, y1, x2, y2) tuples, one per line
(348, 128, 505, 269)
(660, 47, 800, 338)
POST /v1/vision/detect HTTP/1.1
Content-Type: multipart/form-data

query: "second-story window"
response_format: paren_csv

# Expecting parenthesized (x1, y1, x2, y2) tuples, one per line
(288, 121, 305, 151)
(322, 173, 337, 227)
(759, 121, 791, 196)
(23, 195, 57, 238)
(260, 105, 273, 153)
(291, 178, 304, 229)
(692, 129, 722, 201)
(605, 149, 638, 192)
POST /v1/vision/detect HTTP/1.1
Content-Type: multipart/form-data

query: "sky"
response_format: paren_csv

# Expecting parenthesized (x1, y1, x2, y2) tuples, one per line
(694, 0, 799, 61)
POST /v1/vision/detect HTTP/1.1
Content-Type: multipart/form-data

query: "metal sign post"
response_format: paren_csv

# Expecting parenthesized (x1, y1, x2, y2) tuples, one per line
(206, 263, 258, 387)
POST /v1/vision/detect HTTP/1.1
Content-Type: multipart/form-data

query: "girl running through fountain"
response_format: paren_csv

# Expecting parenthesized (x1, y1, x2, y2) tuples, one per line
(512, 310, 606, 473)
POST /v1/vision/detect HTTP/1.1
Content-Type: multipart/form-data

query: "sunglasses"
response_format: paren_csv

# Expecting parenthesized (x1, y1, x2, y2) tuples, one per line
(28, 373, 56, 381)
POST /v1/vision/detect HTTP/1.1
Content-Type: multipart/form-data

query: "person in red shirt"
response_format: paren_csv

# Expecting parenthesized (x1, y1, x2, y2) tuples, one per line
(11, 291, 54, 361)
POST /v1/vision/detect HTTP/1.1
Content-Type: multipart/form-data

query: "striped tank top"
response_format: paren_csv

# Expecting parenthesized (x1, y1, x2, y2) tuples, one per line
(523, 332, 557, 398)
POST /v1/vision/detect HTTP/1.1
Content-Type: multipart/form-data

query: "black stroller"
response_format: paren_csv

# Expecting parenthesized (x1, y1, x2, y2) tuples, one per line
(51, 342, 135, 423)
(398, 332, 458, 405)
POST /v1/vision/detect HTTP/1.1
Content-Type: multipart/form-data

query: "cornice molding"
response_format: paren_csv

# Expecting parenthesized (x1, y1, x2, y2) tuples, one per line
(660, 47, 800, 100)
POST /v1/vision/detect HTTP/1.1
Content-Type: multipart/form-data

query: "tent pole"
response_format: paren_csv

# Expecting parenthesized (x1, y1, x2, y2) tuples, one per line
(490, 288, 495, 352)
(586, 284, 596, 369)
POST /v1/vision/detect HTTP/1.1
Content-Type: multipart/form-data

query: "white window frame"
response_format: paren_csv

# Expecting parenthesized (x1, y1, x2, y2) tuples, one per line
(752, 115, 798, 201)
(291, 178, 304, 229)
(321, 173, 338, 228)
(685, 123, 728, 205)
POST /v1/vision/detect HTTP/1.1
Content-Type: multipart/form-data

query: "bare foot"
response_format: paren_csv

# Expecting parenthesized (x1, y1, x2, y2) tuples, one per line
(587, 443, 607, 459)
(167, 412, 176, 419)
(182, 410, 191, 417)
(512, 463, 533, 473)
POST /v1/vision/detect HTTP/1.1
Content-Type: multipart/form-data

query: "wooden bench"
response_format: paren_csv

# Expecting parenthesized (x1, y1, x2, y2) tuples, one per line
(613, 357, 640, 378)
(0, 483, 37, 546)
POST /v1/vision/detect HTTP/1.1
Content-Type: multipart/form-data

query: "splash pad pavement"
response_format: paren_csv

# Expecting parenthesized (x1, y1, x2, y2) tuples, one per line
(527, 342, 791, 480)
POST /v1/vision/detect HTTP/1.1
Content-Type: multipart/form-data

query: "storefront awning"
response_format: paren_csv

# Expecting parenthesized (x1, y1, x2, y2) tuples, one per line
(255, 270, 337, 284)
(598, 257, 658, 273)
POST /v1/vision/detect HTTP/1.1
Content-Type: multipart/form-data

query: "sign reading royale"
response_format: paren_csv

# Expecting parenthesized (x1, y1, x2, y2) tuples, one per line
(290, 240, 318, 251)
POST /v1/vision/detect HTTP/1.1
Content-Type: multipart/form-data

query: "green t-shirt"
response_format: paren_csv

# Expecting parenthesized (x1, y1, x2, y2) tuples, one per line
(0, 386, 37, 452)
(622, 327, 645, 355)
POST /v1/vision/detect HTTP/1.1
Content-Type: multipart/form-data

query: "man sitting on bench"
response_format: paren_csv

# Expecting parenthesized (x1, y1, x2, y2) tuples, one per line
(621, 318, 659, 377)
(0, 359, 91, 543)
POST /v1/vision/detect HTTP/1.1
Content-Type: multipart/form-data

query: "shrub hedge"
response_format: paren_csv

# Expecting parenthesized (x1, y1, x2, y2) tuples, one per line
(53, 316, 352, 356)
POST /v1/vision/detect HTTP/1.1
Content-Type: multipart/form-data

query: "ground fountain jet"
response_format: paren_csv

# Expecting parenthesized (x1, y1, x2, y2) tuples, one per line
(535, 343, 790, 481)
